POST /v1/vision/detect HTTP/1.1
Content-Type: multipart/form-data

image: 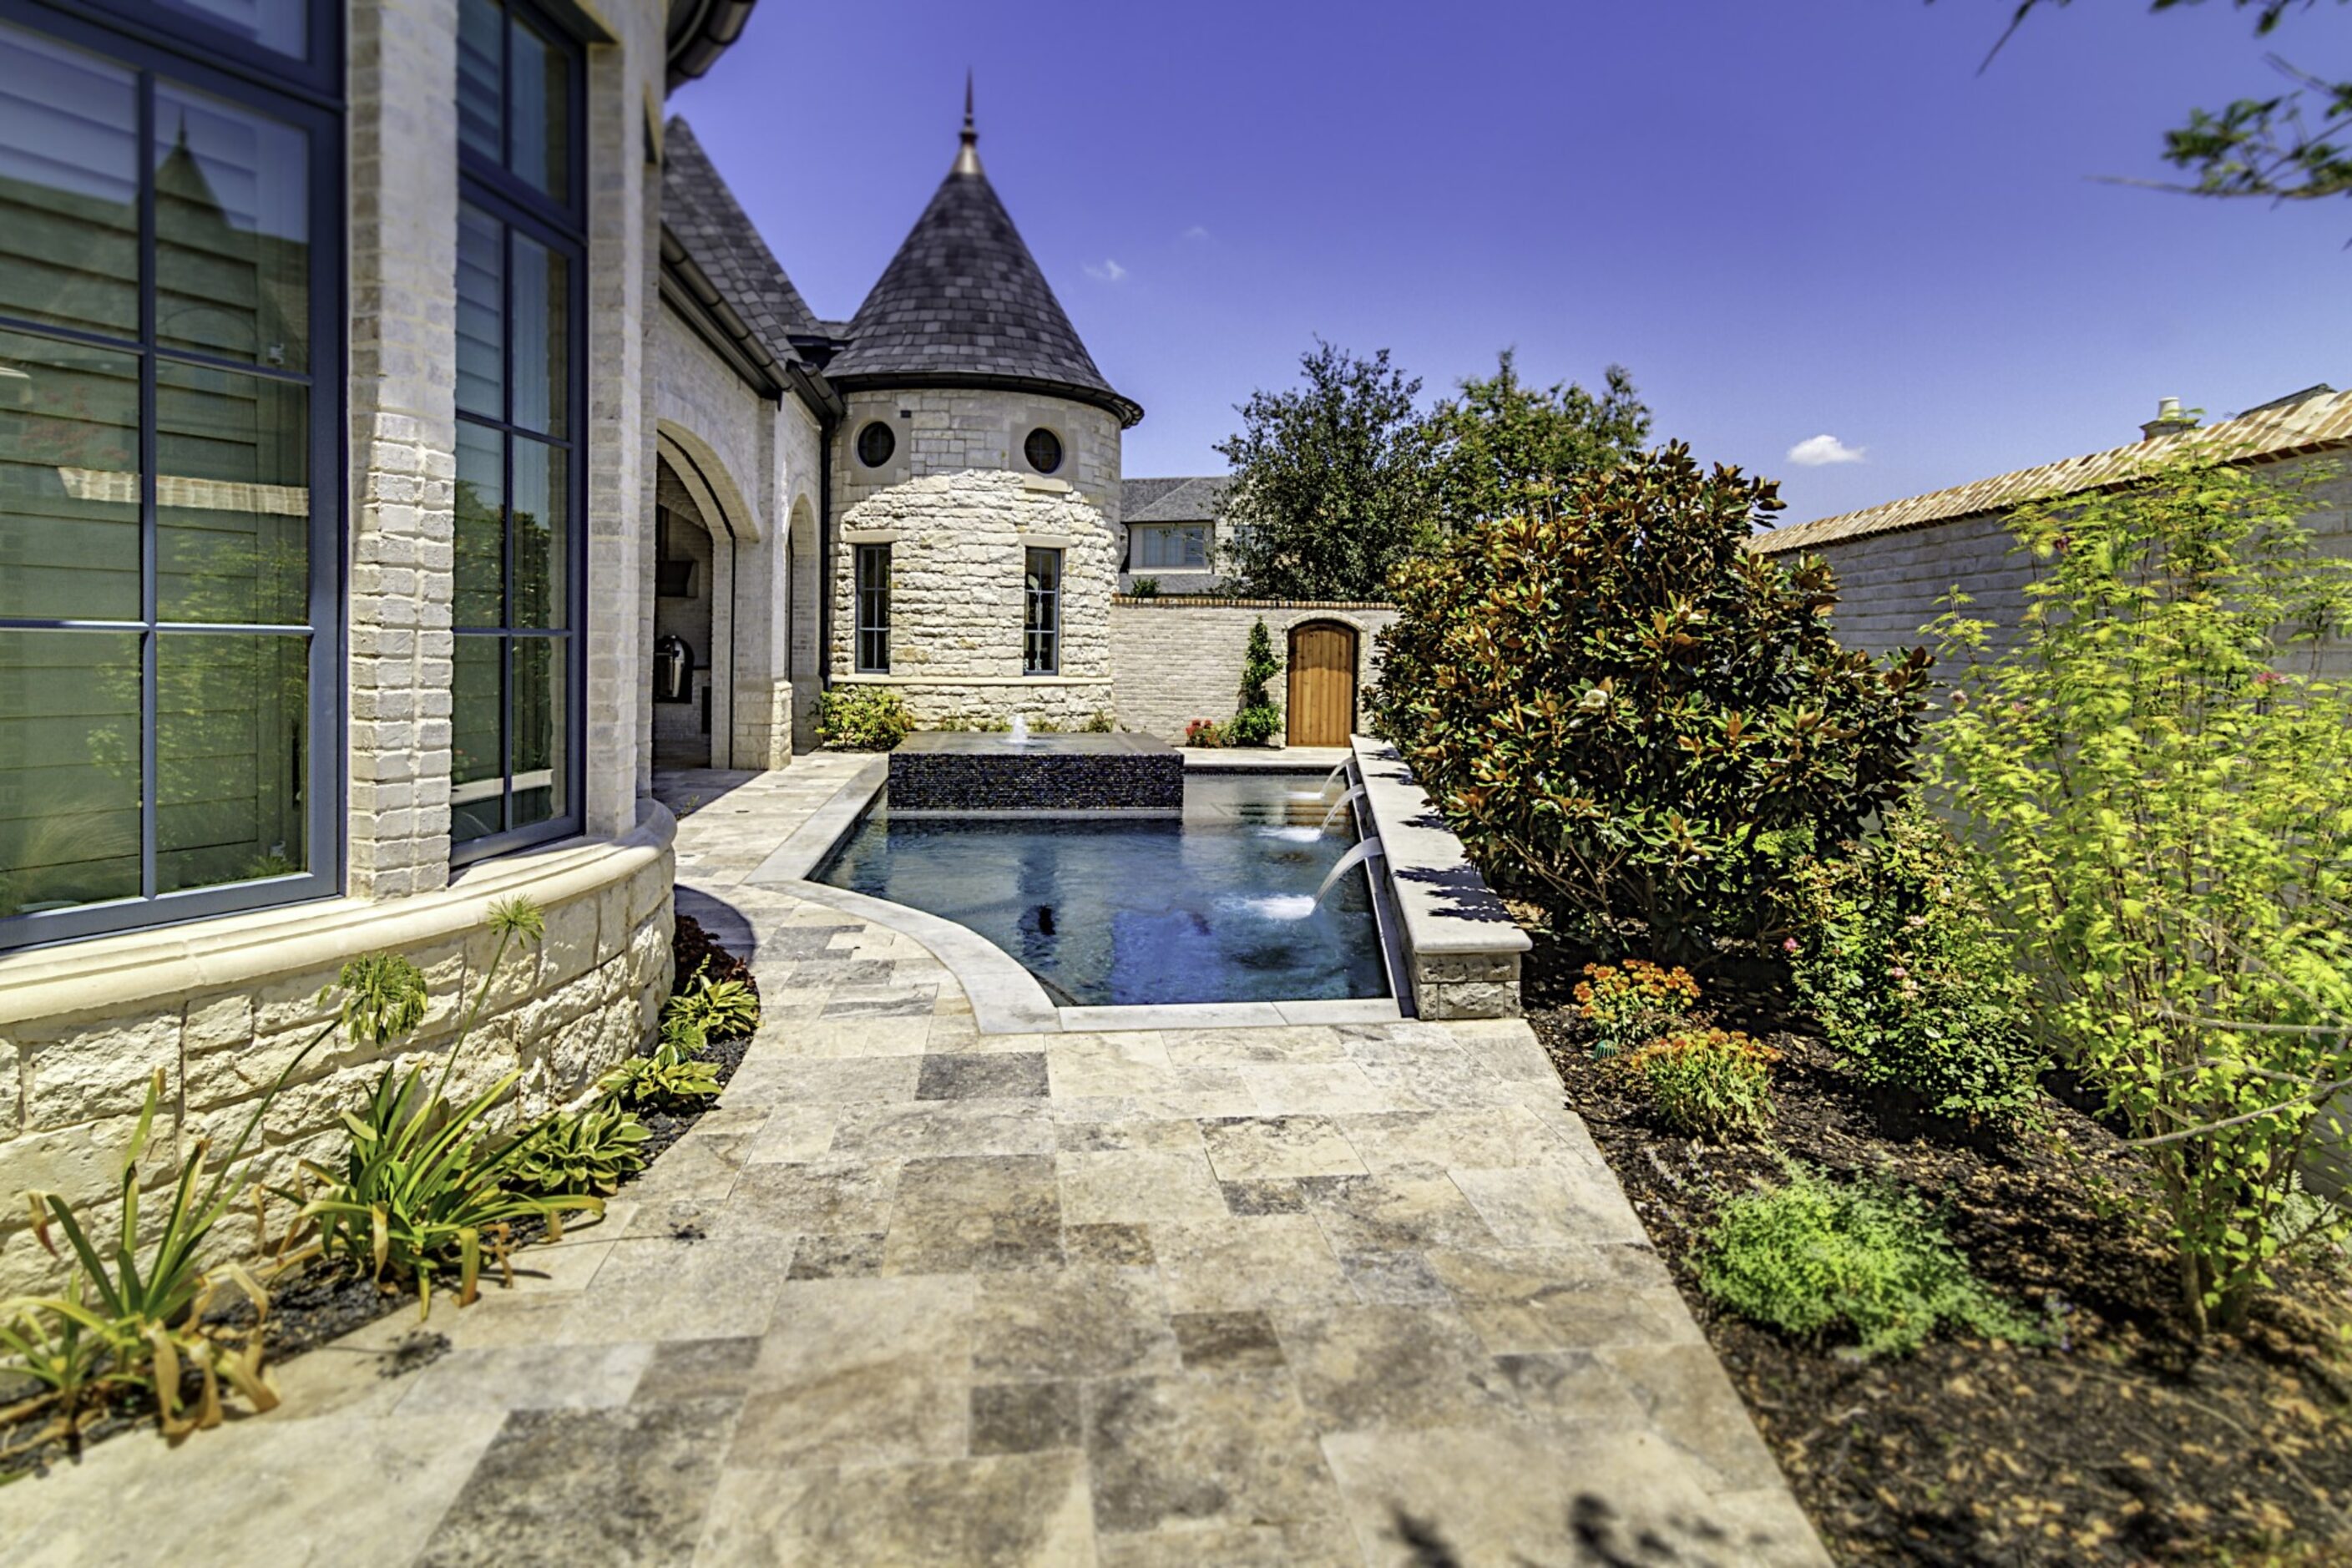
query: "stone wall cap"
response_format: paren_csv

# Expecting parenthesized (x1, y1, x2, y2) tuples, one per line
(1349, 736, 1532, 959)
(1112, 596, 1398, 611)
(0, 801, 678, 1031)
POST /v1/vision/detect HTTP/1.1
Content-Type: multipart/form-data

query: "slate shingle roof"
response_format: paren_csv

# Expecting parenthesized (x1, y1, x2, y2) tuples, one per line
(1121, 475, 1229, 524)
(660, 117, 822, 367)
(1754, 384, 2352, 555)
(825, 142, 1142, 427)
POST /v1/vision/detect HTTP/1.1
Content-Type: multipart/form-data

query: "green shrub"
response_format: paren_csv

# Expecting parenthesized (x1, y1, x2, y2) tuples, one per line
(817, 686, 913, 751)
(1623, 1027, 1778, 1139)
(291, 898, 589, 1313)
(1227, 618, 1285, 746)
(2, 1067, 295, 1443)
(664, 964, 760, 1040)
(1698, 1163, 2045, 1357)
(1184, 718, 1226, 748)
(602, 1032, 721, 1112)
(1933, 458, 2352, 1333)
(1574, 959, 1702, 1056)
(1788, 795, 2042, 1126)
(1080, 710, 1116, 734)
(1370, 443, 1933, 960)
(500, 1102, 650, 1198)
(1128, 576, 1161, 598)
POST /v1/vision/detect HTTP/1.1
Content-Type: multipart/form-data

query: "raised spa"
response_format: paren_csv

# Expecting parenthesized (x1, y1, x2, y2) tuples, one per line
(812, 771, 1387, 1008)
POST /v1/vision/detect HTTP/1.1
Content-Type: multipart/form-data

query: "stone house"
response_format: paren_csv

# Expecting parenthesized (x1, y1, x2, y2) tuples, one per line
(0, 0, 1393, 1287)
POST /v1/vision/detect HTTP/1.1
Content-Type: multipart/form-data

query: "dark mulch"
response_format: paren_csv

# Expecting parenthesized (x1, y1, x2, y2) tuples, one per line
(0, 909, 756, 1482)
(1520, 921, 2352, 1567)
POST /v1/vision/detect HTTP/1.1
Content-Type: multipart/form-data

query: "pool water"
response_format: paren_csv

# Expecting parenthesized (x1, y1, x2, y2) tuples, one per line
(813, 773, 1388, 1008)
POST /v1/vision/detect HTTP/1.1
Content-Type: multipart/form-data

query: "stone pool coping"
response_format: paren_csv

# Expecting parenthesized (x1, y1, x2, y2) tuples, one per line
(1349, 736, 1530, 1019)
(744, 754, 1408, 1034)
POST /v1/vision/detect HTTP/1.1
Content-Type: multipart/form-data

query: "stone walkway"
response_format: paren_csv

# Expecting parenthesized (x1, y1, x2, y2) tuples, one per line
(0, 756, 1827, 1567)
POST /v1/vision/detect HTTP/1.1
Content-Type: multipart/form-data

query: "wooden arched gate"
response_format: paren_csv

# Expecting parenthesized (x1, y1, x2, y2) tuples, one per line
(1286, 621, 1358, 746)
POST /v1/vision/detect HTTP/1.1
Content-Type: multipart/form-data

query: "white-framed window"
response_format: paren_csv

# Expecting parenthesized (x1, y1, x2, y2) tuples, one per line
(1131, 523, 1210, 571)
(855, 543, 890, 673)
(1023, 547, 1060, 675)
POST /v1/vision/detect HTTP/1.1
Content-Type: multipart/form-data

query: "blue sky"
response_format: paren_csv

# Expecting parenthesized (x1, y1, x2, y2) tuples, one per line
(672, 0, 2349, 524)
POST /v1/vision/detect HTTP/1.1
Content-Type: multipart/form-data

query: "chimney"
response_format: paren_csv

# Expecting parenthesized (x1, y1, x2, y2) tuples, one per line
(2141, 397, 2198, 441)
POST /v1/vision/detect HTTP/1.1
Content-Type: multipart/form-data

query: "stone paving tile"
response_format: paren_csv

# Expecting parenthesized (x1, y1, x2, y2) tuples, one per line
(414, 1397, 741, 1568)
(736, 1274, 975, 1470)
(0, 758, 1828, 1568)
(1055, 1148, 1230, 1225)
(1296, 1170, 1501, 1254)
(882, 1154, 1065, 1273)
(711, 1453, 1097, 1567)
(1200, 1113, 1368, 1180)
(969, 1262, 1183, 1381)
(918, 1050, 1049, 1099)
(1272, 1304, 1520, 1432)
(1083, 1368, 1348, 1538)
(971, 1379, 1085, 1454)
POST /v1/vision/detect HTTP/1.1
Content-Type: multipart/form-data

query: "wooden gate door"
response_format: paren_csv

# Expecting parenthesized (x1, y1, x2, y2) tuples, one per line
(1287, 622, 1358, 746)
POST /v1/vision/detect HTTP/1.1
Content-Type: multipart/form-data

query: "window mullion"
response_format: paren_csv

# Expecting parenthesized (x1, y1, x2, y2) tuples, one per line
(136, 66, 159, 901)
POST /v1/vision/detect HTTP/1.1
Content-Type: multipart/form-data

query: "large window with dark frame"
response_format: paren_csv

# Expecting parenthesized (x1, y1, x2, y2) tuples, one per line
(0, 0, 343, 948)
(449, 0, 584, 858)
(1024, 548, 1061, 675)
(854, 543, 891, 674)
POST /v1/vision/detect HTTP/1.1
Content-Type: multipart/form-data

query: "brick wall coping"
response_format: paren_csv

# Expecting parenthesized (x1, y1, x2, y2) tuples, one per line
(1112, 596, 1398, 610)
(0, 802, 677, 1032)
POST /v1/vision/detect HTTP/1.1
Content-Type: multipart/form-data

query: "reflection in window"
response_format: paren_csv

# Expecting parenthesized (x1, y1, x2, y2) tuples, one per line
(0, 14, 332, 943)
(452, 0, 580, 854)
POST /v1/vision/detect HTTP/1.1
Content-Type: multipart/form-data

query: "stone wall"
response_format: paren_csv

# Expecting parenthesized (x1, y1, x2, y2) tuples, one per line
(1752, 454, 2352, 674)
(1109, 599, 1399, 743)
(828, 388, 1123, 727)
(0, 807, 675, 1297)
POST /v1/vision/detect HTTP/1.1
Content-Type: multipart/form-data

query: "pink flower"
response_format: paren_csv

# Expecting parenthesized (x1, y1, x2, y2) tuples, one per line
(2253, 670, 2284, 688)
(1782, 937, 1799, 953)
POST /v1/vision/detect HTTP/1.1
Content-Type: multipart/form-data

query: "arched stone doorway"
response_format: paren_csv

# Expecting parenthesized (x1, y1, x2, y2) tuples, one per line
(1286, 620, 1358, 746)
(652, 458, 730, 768)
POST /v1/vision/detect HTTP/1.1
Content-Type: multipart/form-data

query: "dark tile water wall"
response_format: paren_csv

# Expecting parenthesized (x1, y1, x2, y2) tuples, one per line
(887, 732, 1185, 812)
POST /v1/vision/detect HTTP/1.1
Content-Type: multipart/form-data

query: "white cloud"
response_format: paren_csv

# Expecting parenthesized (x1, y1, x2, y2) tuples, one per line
(1181, 225, 1211, 243)
(1786, 433, 1865, 467)
(1084, 258, 1128, 282)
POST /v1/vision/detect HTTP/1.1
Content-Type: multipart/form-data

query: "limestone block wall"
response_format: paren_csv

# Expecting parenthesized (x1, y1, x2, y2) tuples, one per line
(828, 389, 1123, 728)
(1109, 599, 1399, 743)
(0, 807, 675, 1297)
(1752, 455, 2352, 676)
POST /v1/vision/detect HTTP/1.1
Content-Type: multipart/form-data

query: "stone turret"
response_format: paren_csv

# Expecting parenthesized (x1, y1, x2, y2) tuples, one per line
(823, 84, 1136, 730)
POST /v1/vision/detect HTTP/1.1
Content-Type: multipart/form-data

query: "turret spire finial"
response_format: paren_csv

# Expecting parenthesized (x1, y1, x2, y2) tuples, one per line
(953, 70, 983, 176)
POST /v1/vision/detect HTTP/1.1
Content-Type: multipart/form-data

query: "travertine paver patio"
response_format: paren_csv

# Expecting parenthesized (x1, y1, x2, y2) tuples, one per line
(0, 756, 1827, 1566)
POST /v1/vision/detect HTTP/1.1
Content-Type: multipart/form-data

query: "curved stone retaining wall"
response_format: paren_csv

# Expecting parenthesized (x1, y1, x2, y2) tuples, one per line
(0, 804, 678, 1297)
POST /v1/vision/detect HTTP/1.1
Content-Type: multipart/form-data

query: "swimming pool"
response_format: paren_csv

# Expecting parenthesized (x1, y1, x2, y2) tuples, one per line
(812, 772, 1388, 1007)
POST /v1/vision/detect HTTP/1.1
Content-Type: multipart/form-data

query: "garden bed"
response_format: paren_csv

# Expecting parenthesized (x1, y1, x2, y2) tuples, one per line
(1519, 925, 2352, 1566)
(0, 911, 756, 1483)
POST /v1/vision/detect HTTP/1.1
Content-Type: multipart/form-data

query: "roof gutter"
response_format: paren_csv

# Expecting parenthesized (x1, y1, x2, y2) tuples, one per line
(665, 0, 756, 91)
(658, 225, 839, 424)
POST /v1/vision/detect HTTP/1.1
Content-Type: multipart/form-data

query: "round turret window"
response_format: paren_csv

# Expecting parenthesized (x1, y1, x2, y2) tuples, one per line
(856, 421, 896, 468)
(1023, 427, 1064, 474)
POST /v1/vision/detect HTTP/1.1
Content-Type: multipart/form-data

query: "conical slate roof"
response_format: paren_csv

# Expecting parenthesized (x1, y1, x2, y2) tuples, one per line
(825, 101, 1142, 427)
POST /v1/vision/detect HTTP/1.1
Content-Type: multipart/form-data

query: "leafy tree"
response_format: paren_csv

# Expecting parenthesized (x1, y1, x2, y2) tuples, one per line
(1370, 443, 1933, 960)
(1424, 351, 1651, 533)
(1931, 458, 2352, 1333)
(1227, 618, 1283, 746)
(1960, 0, 2351, 204)
(1216, 341, 1431, 600)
